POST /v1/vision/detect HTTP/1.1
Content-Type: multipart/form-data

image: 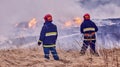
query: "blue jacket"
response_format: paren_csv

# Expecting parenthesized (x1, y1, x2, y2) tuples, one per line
(80, 20, 98, 40)
(39, 21, 58, 47)
(80, 20, 98, 34)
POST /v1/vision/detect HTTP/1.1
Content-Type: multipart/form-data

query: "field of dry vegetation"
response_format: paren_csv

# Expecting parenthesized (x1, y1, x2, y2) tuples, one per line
(0, 47, 120, 67)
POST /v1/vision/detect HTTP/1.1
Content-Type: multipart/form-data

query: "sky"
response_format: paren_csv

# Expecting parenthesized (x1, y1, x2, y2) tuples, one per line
(0, 0, 120, 36)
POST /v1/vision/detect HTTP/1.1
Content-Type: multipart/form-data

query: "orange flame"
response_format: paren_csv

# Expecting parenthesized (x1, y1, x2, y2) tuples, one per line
(28, 18, 37, 28)
(64, 17, 83, 28)
(73, 17, 82, 25)
(64, 21, 72, 27)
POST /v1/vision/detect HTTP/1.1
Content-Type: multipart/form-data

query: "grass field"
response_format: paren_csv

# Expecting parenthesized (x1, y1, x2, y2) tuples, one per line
(0, 47, 120, 67)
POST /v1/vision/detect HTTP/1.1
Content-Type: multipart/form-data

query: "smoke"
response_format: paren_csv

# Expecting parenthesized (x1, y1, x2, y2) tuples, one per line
(0, 0, 120, 36)
(79, 0, 120, 19)
(79, 0, 120, 9)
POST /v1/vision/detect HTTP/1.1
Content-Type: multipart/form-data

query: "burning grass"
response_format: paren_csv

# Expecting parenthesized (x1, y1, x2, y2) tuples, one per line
(0, 47, 120, 67)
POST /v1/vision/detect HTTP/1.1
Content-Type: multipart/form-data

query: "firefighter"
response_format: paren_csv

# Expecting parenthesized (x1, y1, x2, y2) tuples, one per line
(38, 14, 59, 60)
(80, 13, 99, 56)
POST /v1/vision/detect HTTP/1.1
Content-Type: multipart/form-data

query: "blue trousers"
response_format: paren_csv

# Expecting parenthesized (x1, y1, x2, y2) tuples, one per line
(81, 40, 96, 53)
(43, 47, 59, 60)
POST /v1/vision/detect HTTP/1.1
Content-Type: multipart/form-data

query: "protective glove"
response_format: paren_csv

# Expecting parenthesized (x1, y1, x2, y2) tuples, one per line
(84, 33, 90, 36)
(38, 40, 42, 46)
(91, 32, 95, 36)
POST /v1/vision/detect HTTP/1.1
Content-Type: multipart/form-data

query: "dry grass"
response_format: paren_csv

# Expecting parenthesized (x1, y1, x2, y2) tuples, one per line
(0, 47, 120, 67)
(99, 48, 120, 67)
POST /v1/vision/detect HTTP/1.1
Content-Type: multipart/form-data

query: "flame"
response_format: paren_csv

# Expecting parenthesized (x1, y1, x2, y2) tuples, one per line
(64, 21, 72, 27)
(73, 17, 82, 25)
(64, 17, 83, 28)
(28, 18, 37, 28)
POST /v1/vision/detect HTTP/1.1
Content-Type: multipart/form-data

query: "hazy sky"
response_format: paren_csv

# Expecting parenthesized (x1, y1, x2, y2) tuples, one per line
(0, 0, 120, 36)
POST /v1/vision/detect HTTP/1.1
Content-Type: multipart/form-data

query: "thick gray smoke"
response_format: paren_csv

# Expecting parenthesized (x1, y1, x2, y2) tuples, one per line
(78, 0, 120, 19)
(0, 0, 120, 50)
(0, 0, 120, 36)
(0, 0, 82, 36)
(79, 0, 120, 9)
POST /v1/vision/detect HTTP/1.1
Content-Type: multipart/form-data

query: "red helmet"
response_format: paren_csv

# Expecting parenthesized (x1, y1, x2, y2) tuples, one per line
(44, 14, 52, 22)
(83, 13, 90, 20)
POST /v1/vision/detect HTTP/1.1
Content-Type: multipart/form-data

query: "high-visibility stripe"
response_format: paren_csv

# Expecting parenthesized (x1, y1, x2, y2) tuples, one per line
(53, 54, 58, 56)
(84, 39, 96, 41)
(43, 44, 56, 47)
(83, 28, 95, 32)
(45, 54, 49, 56)
(45, 32, 57, 36)
(38, 40, 42, 42)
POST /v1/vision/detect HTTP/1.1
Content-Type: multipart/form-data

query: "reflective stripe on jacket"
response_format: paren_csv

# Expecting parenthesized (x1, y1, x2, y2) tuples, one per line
(45, 32, 57, 36)
(43, 44, 56, 47)
(83, 28, 95, 32)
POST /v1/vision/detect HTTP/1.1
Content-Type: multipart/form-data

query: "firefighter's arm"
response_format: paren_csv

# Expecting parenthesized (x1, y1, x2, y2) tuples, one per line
(38, 26, 46, 46)
(55, 25, 58, 40)
(93, 22, 98, 32)
(38, 40, 42, 46)
(80, 25, 84, 33)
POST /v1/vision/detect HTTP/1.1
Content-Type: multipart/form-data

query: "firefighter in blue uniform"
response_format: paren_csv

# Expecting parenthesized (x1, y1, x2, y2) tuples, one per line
(80, 13, 99, 56)
(38, 14, 59, 60)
